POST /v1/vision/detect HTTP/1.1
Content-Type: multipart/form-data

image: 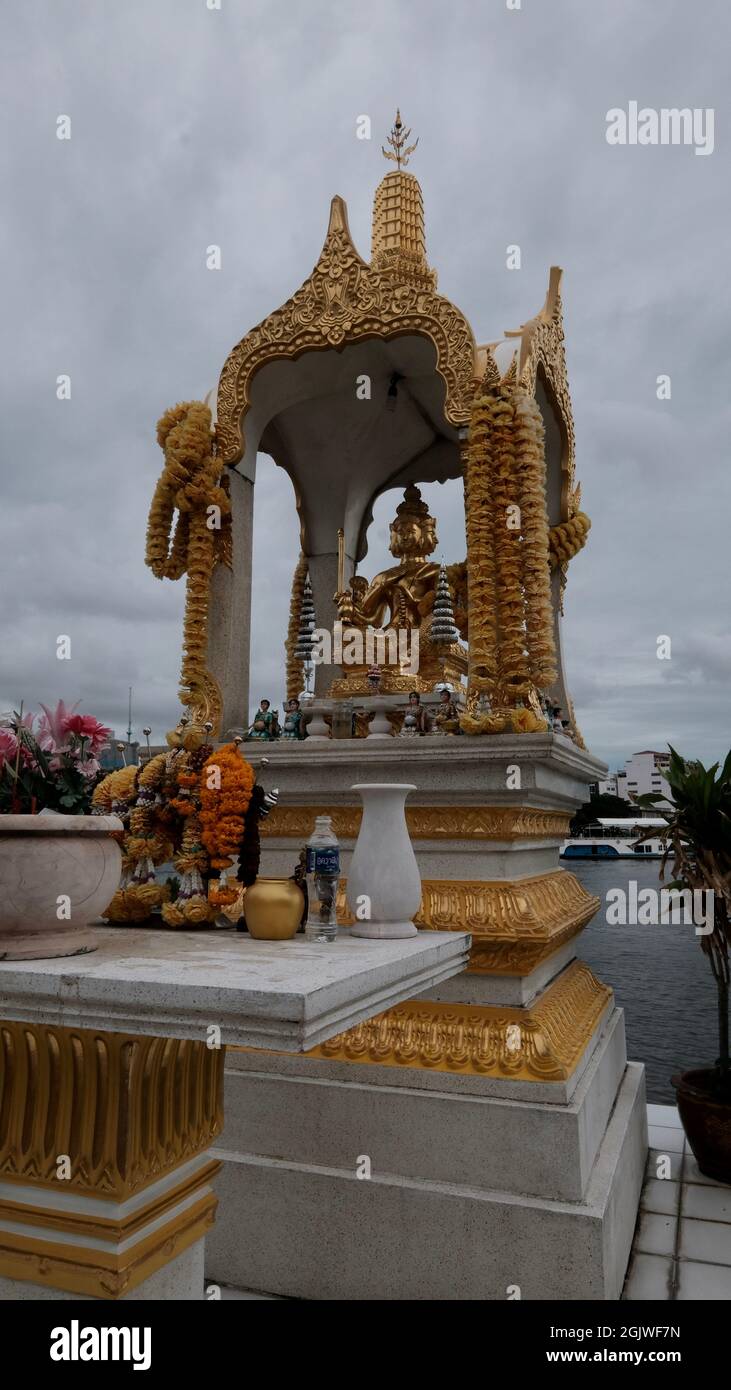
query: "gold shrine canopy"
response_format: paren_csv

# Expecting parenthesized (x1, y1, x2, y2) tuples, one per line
(217, 174, 576, 550)
(217, 190, 474, 563)
(192, 115, 589, 729)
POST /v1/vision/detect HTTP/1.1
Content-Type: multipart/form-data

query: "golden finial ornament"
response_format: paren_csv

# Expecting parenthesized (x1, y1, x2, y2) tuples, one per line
(382, 109, 418, 170)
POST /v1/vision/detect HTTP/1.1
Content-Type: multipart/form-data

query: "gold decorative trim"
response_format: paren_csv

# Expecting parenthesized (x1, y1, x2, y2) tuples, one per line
(335, 870, 598, 975)
(216, 195, 477, 466)
(509, 265, 576, 521)
(0, 1191, 217, 1300)
(306, 960, 612, 1081)
(261, 804, 572, 842)
(0, 1023, 224, 1199)
(0, 1157, 221, 1244)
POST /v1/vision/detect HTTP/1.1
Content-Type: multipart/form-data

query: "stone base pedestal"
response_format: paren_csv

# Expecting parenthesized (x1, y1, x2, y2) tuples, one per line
(208, 1026, 646, 1299)
(206, 735, 647, 1300)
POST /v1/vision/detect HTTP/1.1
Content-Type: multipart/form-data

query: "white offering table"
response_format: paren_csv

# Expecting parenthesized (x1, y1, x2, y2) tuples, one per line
(0, 926, 469, 1301)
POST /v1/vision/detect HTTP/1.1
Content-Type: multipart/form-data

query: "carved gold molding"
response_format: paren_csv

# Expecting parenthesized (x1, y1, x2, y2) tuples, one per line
(335, 871, 599, 975)
(306, 960, 612, 1082)
(0, 1190, 217, 1300)
(0, 1022, 224, 1199)
(261, 804, 572, 842)
(509, 265, 576, 520)
(216, 196, 478, 466)
(0, 1157, 221, 1244)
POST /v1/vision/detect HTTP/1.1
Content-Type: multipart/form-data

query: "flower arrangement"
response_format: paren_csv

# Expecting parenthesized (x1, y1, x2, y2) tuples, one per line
(0, 702, 111, 815)
(92, 723, 268, 929)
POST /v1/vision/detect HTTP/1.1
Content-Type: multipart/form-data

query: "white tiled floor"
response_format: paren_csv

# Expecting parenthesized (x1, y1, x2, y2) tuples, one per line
(623, 1104, 731, 1300)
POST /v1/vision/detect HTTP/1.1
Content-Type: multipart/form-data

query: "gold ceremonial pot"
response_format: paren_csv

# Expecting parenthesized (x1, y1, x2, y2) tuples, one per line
(243, 877, 304, 940)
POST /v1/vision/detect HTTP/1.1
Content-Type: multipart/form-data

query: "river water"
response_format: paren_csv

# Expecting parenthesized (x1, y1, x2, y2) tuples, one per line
(572, 860, 718, 1103)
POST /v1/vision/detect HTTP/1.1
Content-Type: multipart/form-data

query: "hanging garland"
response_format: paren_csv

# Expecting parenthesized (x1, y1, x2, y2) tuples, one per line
(514, 388, 557, 690)
(95, 753, 174, 921)
(161, 723, 217, 927)
(491, 390, 532, 702)
(549, 512, 591, 568)
(200, 742, 256, 870)
(285, 552, 308, 702)
(146, 401, 230, 728)
(464, 393, 499, 698)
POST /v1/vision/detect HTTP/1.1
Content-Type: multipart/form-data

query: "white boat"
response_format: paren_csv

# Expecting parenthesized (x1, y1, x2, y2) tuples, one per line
(560, 817, 668, 860)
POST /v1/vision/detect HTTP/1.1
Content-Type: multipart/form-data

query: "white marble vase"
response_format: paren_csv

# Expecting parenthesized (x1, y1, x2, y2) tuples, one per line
(347, 783, 421, 938)
(0, 814, 123, 960)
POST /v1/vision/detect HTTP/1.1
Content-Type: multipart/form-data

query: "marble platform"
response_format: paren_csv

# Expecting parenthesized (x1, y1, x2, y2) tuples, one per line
(0, 926, 469, 1050)
(0, 925, 469, 1300)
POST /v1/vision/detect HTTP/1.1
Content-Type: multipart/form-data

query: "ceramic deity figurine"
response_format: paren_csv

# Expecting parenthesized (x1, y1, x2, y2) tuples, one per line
(433, 686, 461, 735)
(400, 691, 429, 736)
(247, 699, 278, 741)
(281, 698, 306, 740)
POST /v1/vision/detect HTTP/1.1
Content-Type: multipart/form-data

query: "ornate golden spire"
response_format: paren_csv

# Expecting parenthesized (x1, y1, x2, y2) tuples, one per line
(372, 110, 436, 290)
(382, 109, 419, 170)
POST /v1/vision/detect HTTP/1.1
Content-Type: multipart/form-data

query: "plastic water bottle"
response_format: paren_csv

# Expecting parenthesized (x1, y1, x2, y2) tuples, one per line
(305, 816, 340, 943)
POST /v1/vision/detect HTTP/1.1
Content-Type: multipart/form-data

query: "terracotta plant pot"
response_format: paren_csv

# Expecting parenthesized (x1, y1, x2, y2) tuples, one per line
(243, 877, 304, 940)
(673, 1068, 731, 1185)
(0, 814, 123, 960)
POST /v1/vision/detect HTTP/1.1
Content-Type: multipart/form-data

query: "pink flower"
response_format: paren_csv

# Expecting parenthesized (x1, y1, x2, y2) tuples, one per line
(64, 713, 112, 756)
(77, 757, 100, 779)
(0, 727, 19, 771)
(38, 700, 78, 756)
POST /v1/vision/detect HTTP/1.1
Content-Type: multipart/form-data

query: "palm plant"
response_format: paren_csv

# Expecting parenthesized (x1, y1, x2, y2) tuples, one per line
(636, 747, 731, 1098)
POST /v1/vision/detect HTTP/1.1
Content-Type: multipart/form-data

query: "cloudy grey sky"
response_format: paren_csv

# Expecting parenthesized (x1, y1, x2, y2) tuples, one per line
(2, 0, 729, 771)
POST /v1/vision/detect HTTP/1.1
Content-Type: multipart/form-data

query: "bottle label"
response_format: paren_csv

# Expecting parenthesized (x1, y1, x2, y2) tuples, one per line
(306, 846, 340, 875)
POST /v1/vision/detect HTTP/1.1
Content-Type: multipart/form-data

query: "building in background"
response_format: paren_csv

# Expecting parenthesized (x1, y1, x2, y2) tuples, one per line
(590, 750, 672, 810)
(99, 734, 139, 771)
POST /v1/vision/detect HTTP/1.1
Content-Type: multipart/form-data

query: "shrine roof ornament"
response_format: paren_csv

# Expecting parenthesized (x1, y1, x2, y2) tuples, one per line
(381, 108, 419, 169)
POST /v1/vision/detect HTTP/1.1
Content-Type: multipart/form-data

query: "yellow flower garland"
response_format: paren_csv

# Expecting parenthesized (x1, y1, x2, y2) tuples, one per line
(285, 552, 308, 702)
(463, 382, 567, 726)
(514, 389, 557, 690)
(146, 402, 230, 725)
(549, 512, 591, 568)
(491, 391, 531, 701)
(465, 393, 499, 696)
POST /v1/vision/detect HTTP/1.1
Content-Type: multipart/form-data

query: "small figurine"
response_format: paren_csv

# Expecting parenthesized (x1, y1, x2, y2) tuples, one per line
(281, 697, 307, 740)
(400, 691, 429, 736)
(367, 663, 382, 692)
(246, 699, 279, 741)
(551, 705, 565, 734)
(433, 686, 461, 735)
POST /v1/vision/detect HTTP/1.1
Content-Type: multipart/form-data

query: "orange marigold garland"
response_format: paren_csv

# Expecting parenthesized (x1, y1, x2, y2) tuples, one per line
(199, 743, 255, 871)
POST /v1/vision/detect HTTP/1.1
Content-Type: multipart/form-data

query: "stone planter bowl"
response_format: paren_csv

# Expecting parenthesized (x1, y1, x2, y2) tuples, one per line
(0, 814, 123, 960)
